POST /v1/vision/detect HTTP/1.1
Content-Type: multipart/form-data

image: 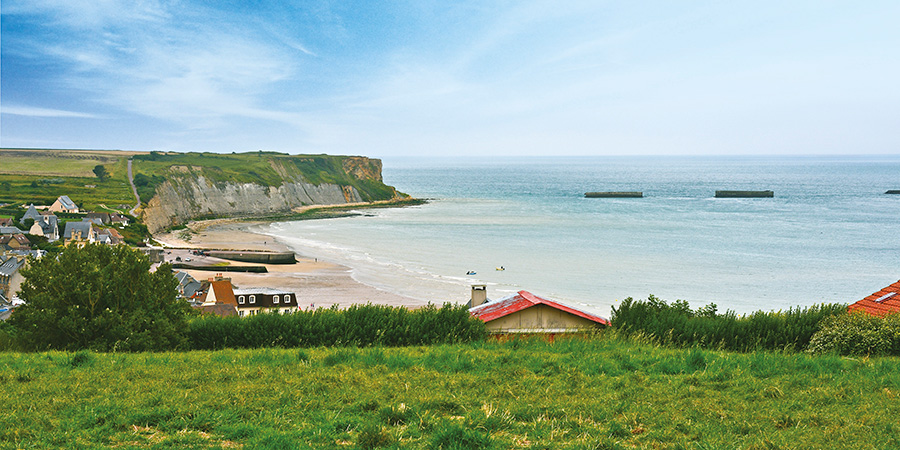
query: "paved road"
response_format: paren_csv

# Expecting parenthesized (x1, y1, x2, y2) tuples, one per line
(127, 159, 140, 216)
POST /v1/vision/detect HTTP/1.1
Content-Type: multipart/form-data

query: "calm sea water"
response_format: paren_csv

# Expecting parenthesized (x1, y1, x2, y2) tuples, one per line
(263, 156, 900, 317)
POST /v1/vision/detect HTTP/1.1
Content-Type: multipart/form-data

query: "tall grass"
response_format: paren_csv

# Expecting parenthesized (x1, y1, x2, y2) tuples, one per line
(187, 303, 487, 350)
(611, 295, 846, 352)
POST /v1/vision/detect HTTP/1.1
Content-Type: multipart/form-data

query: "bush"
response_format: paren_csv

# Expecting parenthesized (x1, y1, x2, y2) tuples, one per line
(611, 295, 846, 352)
(807, 312, 900, 356)
(9, 244, 191, 351)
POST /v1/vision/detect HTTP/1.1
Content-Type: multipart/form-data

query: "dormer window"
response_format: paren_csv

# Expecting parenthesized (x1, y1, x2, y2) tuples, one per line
(284, 294, 290, 303)
(238, 295, 245, 304)
(249, 295, 256, 304)
(273, 295, 280, 304)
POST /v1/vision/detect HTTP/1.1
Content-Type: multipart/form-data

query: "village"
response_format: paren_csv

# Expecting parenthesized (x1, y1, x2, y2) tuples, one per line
(2, 193, 629, 334)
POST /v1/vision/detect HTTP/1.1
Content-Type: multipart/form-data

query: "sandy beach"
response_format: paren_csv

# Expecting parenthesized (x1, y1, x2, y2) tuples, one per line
(153, 219, 429, 310)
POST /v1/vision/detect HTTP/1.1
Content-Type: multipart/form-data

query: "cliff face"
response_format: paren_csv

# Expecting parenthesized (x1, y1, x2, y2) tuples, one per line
(140, 155, 395, 233)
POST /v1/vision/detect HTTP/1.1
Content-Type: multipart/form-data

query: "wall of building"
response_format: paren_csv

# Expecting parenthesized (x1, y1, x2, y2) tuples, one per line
(485, 304, 599, 332)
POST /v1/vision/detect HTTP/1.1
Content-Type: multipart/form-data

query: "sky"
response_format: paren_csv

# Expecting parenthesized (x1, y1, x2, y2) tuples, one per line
(1, 1, 899, 157)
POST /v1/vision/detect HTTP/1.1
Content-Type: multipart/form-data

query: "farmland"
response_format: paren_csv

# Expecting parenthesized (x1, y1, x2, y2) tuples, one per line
(0, 149, 140, 212)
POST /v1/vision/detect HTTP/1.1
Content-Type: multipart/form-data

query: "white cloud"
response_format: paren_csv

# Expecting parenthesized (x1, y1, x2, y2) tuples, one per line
(1, 105, 101, 119)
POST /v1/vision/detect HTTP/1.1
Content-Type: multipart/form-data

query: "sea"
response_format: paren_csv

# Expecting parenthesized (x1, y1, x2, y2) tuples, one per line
(261, 155, 900, 318)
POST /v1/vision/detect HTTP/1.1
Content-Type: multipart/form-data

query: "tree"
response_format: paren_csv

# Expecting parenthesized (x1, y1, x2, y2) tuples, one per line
(10, 244, 192, 351)
(92, 164, 109, 181)
(1, 181, 10, 191)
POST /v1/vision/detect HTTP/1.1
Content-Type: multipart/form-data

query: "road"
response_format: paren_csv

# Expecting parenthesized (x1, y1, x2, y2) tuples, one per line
(127, 158, 140, 216)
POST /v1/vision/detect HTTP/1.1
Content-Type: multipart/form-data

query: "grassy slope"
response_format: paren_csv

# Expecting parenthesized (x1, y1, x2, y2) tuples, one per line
(2, 336, 898, 449)
(0, 150, 138, 212)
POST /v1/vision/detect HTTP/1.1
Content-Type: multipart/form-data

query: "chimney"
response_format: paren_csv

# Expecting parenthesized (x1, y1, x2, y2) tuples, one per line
(469, 285, 487, 308)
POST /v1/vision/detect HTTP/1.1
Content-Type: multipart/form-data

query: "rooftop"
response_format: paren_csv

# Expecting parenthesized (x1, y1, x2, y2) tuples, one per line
(848, 279, 900, 316)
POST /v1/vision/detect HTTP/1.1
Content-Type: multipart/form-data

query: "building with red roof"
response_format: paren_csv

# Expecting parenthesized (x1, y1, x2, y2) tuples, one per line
(848, 279, 900, 316)
(469, 288, 609, 333)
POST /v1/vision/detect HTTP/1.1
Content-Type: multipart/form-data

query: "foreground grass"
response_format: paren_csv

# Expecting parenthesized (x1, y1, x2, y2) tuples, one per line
(1, 336, 898, 449)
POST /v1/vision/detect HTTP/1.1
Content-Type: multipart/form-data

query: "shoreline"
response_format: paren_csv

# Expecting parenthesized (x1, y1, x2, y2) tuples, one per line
(153, 216, 430, 310)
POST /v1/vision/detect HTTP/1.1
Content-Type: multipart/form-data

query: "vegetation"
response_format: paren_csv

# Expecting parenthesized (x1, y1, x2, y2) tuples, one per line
(131, 151, 399, 203)
(93, 164, 109, 181)
(188, 303, 486, 350)
(611, 295, 846, 352)
(8, 244, 192, 352)
(0, 149, 136, 211)
(807, 311, 900, 356)
(1, 336, 898, 449)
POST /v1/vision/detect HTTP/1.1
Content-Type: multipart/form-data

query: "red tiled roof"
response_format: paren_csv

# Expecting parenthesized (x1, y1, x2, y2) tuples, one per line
(848, 280, 900, 316)
(469, 290, 609, 326)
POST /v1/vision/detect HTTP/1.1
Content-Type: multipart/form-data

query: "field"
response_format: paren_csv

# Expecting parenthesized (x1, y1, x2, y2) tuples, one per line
(2, 335, 898, 449)
(0, 149, 139, 212)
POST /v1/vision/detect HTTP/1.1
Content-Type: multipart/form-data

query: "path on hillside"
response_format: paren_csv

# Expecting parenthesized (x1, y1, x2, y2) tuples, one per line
(127, 159, 140, 216)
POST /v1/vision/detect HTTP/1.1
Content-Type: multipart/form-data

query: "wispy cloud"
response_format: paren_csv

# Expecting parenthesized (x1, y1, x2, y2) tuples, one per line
(1, 105, 101, 119)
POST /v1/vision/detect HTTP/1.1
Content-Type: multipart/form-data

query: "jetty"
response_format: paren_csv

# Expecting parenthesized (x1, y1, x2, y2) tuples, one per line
(885, 190, 900, 195)
(585, 192, 643, 198)
(715, 190, 774, 198)
(205, 250, 297, 264)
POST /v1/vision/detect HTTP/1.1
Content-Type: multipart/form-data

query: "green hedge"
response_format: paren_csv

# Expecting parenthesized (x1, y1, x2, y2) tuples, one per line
(807, 312, 900, 356)
(187, 303, 487, 350)
(611, 295, 846, 352)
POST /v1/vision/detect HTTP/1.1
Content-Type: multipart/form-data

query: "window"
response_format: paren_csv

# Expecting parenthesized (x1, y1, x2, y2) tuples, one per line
(238, 295, 245, 304)
(284, 294, 290, 303)
(239, 310, 245, 317)
(273, 295, 280, 304)
(249, 295, 256, 304)
(875, 292, 897, 303)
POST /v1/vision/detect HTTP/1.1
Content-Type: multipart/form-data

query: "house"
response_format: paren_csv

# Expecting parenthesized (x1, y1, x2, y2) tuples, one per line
(174, 271, 203, 299)
(84, 213, 110, 225)
(233, 288, 299, 317)
(49, 195, 78, 213)
(20, 204, 43, 224)
(19, 204, 59, 240)
(0, 234, 31, 250)
(0, 256, 25, 300)
(468, 287, 609, 333)
(63, 221, 95, 245)
(196, 276, 238, 317)
(110, 214, 130, 226)
(848, 279, 900, 316)
(95, 227, 124, 245)
(0, 226, 25, 235)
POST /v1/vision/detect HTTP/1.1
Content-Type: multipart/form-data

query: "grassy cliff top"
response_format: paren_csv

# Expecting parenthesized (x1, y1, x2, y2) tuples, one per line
(0, 149, 398, 211)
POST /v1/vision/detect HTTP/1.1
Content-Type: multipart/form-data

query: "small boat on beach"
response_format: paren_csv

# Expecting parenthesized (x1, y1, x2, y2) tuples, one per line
(496, 266, 505, 271)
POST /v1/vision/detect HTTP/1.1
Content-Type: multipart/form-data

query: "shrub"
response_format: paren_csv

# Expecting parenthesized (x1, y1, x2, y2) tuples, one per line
(807, 312, 900, 356)
(611, 295, 845, 352)
(9, 244, 191, 351)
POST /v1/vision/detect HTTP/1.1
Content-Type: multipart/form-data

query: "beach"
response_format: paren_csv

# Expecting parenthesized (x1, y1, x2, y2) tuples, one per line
(153, 219, 429, 310)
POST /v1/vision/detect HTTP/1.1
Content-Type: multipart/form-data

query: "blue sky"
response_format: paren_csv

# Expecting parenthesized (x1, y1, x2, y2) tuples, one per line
(2, 1, 898, 157)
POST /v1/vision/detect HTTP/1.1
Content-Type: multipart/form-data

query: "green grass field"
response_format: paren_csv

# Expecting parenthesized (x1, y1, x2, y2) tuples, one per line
(2, 335, 898, 449)
(0, 149, 138, 211)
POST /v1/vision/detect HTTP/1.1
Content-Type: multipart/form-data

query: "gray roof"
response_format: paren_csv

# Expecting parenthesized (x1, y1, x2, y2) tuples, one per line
(63, 221, 93, 239)
(21, 204, 42, 224)
(0, 226, 25, 235)
(57, 195, 77, 210)
(0, 257, 24, 277)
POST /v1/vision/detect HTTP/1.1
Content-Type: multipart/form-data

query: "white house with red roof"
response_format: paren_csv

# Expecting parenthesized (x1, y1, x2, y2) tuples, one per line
(468, 287, 609, 333)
